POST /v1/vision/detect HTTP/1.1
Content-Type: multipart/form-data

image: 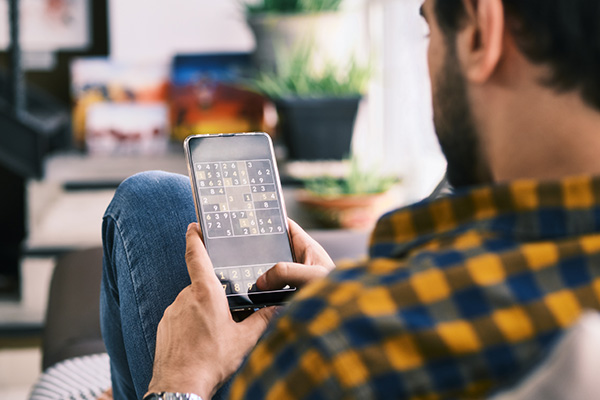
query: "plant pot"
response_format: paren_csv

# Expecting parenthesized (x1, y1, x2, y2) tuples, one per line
(274, 96, 361, 160)
(296, 189, 394, 230)
(247, 12, 348, 73)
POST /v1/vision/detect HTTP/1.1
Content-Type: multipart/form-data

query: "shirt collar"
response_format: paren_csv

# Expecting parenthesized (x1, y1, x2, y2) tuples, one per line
(370, 175, 600, 258)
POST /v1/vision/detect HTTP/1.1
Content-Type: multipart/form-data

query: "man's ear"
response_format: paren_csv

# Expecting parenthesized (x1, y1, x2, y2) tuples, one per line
(457, 0, 505, 83)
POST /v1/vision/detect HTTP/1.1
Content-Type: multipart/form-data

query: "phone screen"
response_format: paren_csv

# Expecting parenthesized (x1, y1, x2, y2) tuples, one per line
(185, 133, 295, 309)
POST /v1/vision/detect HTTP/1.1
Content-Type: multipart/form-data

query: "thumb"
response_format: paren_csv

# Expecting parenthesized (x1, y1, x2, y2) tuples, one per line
(238, 306, 278, 347)
(185, 223, 216, 284)
(256, 262, 329, 290)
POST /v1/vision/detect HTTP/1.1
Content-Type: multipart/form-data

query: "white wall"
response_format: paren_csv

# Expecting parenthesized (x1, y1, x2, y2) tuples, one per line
(108, 0, 368, 63)
(109, 0, 254, 63)
(362, 0, 446, 202)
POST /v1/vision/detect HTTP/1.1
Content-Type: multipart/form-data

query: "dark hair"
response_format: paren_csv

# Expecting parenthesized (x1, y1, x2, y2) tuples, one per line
(434, 0, 600, 111)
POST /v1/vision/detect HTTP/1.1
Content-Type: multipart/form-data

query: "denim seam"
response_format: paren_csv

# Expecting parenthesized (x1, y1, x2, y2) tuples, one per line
(106, 213, 155, 373)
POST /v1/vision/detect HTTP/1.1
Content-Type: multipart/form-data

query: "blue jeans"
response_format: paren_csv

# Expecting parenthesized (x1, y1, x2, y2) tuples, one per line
(100, 171, 232, 400)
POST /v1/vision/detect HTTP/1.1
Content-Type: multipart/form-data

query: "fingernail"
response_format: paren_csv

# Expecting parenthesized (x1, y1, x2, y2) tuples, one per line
(256, 274, 266, 289)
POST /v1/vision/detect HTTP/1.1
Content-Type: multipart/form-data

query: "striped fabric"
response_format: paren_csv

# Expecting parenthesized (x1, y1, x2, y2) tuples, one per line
(229, 175, 600, 399)
(29, 353, 110, 400)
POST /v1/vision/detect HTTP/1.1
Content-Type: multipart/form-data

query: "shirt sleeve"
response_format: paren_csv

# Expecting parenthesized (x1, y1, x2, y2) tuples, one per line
(228, 277, 345, 400)
(228, 249, 568, 400)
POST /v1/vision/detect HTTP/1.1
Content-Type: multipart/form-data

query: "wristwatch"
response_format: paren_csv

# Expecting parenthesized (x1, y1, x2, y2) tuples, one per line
(143, 392, 203, 400)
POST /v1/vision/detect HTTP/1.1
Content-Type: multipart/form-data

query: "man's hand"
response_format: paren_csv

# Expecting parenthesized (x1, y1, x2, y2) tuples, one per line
(256, 219, 336, 291)
(147, 223, 277, 399)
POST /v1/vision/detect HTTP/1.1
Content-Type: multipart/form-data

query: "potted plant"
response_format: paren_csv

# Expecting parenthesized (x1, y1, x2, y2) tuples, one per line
(243, 0, 346, 73)
(296, 158, 399, 230)
(252, 46, 371, 160)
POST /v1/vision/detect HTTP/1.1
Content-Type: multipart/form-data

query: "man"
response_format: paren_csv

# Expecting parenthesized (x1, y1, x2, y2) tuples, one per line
(101, 0, 600, 398)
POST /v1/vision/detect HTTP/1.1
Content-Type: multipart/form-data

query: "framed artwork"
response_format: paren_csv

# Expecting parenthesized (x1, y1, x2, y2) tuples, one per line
(71, 57, 170, 154)
(0, 0, 90, 52)
(170, 53, 271, 141)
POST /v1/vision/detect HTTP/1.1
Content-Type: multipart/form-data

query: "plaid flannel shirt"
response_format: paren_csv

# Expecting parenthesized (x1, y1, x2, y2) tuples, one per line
(229, 175, 600, 400)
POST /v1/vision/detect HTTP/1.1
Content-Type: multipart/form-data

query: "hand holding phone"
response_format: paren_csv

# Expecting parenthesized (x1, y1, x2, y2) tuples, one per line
(256, 220, 335, 291)
(184, 133, 297, 310)
(148, 222, 277, 399)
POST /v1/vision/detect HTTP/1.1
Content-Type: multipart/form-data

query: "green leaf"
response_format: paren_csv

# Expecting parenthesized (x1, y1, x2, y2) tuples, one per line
(251, 44, 372, 99)
(303, 158, 399, 196)
(243, 0, 343, 15)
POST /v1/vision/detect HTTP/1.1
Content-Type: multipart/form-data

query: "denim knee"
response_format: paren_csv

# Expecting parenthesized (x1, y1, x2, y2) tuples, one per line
(105, 171, 192, 223)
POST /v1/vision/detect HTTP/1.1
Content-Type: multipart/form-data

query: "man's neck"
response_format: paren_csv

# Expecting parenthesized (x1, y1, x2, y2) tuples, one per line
(474, 70, 600, 184)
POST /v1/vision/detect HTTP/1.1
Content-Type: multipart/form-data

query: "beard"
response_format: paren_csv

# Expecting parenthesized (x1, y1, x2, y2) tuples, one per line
(432, 46, 491, 188)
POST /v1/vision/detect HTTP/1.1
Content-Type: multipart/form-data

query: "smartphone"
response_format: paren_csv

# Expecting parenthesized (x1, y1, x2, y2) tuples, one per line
(184, 133, 296, 310)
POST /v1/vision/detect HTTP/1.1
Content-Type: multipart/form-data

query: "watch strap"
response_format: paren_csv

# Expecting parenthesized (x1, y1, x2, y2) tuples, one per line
(143, 392, 203, 400)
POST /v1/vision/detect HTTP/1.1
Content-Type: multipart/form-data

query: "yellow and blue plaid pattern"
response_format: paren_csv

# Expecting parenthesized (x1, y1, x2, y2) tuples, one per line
(230, 175, 600, 399)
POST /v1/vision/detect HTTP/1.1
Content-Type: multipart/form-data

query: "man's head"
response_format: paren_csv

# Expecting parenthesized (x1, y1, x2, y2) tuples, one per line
(422, 0, 600, 188)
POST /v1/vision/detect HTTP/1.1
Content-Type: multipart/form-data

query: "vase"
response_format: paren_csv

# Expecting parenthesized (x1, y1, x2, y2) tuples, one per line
(247, 12, 348, 73)
(274, 96, 361, 160)
(296, 189, 394, 230)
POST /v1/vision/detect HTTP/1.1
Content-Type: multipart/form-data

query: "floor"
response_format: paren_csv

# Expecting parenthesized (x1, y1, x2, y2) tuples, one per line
(0, 151, 188, 399)
(0, 191, 116, 399)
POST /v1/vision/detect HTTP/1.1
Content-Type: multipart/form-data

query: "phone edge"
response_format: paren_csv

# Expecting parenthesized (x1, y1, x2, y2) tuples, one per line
(183, 133, 298, 310)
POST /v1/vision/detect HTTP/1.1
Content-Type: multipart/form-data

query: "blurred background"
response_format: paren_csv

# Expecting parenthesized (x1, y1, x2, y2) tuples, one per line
(0, 0, 445, 398)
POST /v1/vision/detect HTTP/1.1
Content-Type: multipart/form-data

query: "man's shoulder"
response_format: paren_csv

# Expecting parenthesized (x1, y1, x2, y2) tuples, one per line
(267, 232, 598, 398)
(246, 176, 600, 398)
